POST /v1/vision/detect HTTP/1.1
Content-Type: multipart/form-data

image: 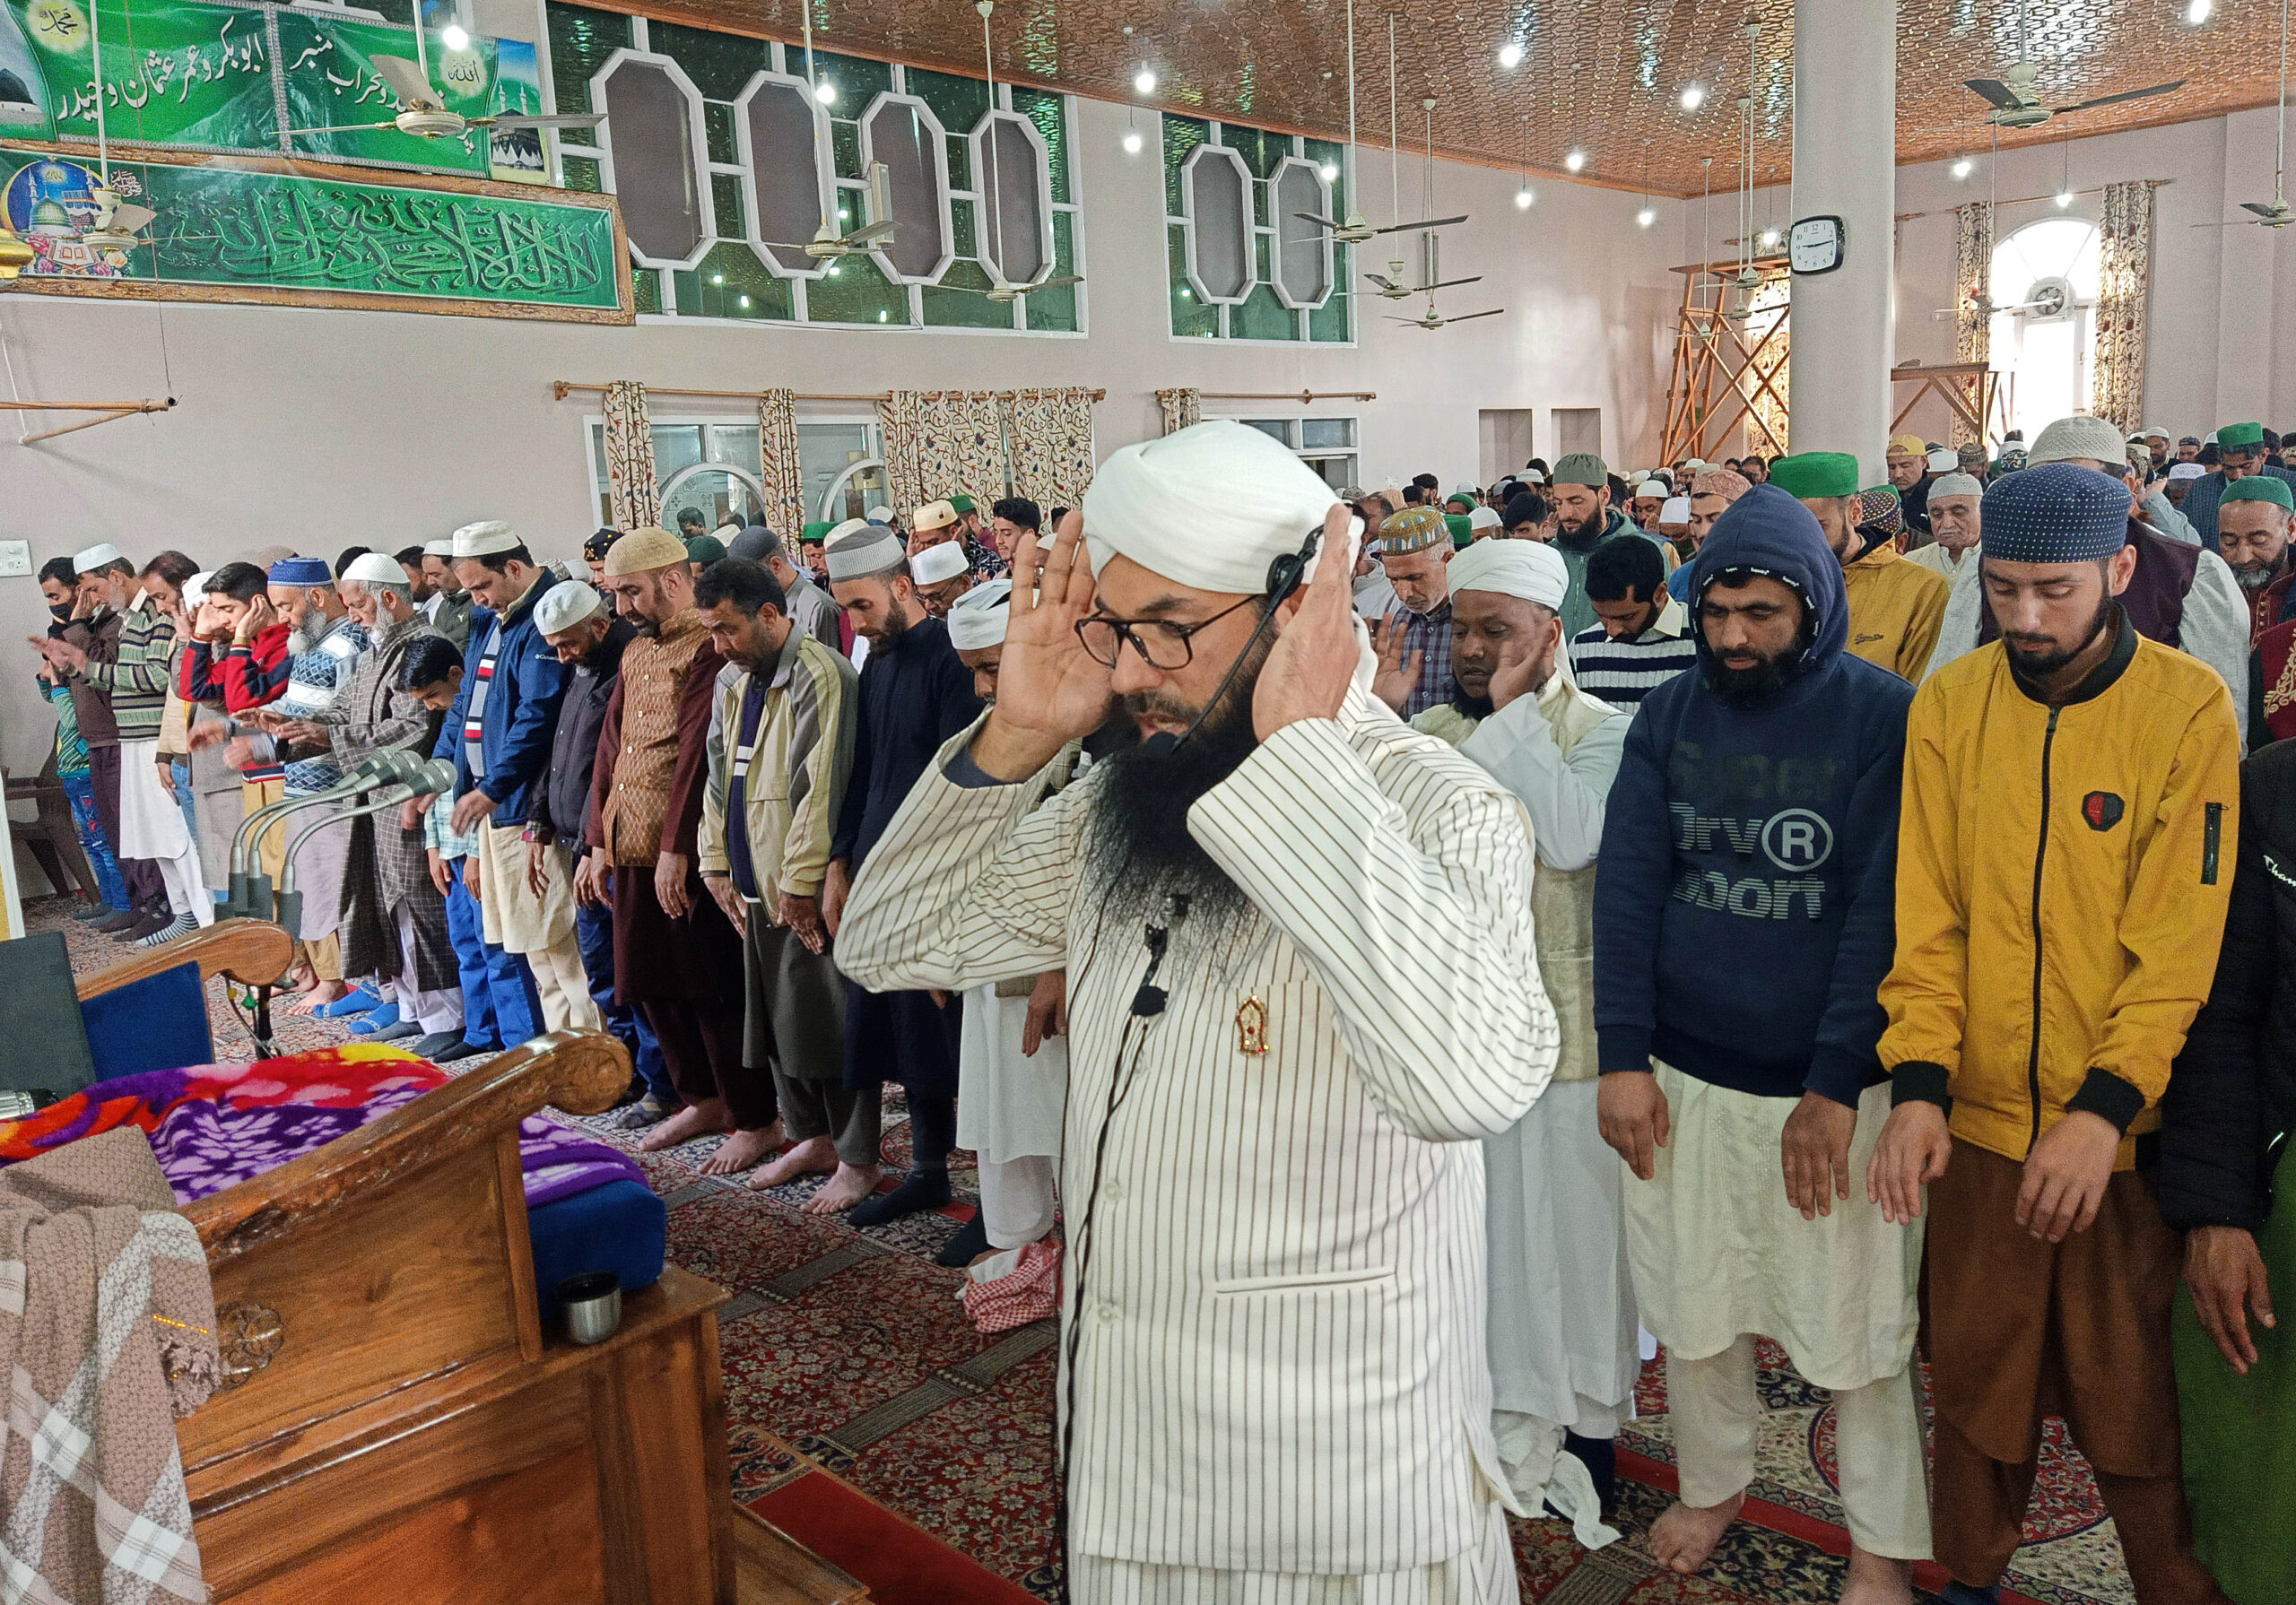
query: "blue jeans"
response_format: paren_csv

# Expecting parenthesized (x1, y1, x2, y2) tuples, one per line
(58, 768, 130, 908)
(444, 857, 544, 1050)
(573, 895, 673, 1104)
(170, 758, 196, 850)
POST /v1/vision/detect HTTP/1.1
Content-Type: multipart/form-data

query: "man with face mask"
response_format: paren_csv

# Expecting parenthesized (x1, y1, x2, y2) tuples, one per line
(1409, 537, 1639, 1543)
(837, 420, 1554, 1602)
(1870, 464, 2241, 1605)
(1594, 485, 1927, 1599)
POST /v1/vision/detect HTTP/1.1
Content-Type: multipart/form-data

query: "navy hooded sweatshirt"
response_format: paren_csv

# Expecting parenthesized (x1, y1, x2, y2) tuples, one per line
(1592, 483, 1914, 1107)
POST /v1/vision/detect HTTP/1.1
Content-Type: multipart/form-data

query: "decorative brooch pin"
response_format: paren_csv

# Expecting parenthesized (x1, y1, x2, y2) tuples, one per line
(1235, 995, 1269, 1056)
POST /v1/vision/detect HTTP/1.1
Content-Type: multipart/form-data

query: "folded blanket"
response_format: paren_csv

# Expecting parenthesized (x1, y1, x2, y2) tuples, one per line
(0, 1125, 216, 1605)
(0, 1045, 645, 1210)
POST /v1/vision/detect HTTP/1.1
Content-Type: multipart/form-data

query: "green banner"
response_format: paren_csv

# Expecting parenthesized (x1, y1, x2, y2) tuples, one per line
(1, 146, 623, 314)
(0, 0, 510, 176)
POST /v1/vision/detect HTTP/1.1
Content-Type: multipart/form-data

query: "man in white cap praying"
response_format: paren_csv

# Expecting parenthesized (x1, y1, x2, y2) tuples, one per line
(418, 537, 474, 648)
(909, 539, 976, 619)
(838, 418, 1556, 1602)
(1408, 536, 1638, 1543)
(820, 516, 984, 1225)
(427, 521, 598, 1036)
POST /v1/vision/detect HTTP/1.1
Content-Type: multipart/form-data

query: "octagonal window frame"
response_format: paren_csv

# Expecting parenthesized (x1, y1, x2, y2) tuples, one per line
(731, 67, 838, 282)
(967, 108, 1056, 289)
(1269, 155, 1335, 310)
(1181, 143, 1256, 307)
(591, 48, 715, 273)
(857, 91, 957, 287)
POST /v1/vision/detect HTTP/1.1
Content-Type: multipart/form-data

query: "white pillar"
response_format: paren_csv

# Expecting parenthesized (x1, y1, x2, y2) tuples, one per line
(1787, 0, 1896, 484)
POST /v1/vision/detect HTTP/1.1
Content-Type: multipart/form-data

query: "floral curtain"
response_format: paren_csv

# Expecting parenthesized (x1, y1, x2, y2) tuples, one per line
(601, 379, 661, 532)
(1001, 388, 1098, 513)
(755, 388, 804, 536)
(878, 390, 1009, 516)
(1952, 204, 1994, 447)
(2092, 180, 2154, 435)
(1156, 387, 1202, 436)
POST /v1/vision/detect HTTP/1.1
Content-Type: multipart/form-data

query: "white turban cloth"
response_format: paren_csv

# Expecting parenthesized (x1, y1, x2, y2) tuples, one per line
(946, 579, 1013, 649)
(1082, 420, 1346, 595)
(1448, 535, 1569, 612)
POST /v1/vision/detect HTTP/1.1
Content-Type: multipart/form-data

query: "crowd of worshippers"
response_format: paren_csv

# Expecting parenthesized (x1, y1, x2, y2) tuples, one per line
(28, 406, 2296, 1604)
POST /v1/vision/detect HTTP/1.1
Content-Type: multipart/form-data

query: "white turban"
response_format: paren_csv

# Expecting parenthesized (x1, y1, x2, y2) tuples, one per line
(342, 551, 410, 587)
(946, 579, 1013, 649)
(1083, 420, 1344, 594)
(909, 542, 969, 586)
(535, 579, 604, 635)
(186, 570, 213, 599)
(1447, 535, 1568, 612)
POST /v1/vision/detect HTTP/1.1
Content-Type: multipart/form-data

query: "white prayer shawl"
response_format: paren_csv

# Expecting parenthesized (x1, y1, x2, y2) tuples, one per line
(838, 685, 1556, 1574)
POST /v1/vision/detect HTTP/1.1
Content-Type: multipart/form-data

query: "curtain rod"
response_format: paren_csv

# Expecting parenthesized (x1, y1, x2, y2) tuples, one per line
(1196, 390, 1377, 403)
(1893, 178, 2170, 223)
(552, 381, 1105, 403)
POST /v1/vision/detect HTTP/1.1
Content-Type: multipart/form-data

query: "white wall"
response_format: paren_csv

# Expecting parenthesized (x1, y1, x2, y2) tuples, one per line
(0, 89, 1683, 780)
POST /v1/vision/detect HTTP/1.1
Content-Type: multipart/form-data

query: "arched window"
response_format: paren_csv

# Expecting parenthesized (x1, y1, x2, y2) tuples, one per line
(1989, 217, 2101, 441)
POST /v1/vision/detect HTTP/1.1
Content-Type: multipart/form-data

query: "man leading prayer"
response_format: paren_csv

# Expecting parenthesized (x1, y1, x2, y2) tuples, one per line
(839, 419, 1558, 1603)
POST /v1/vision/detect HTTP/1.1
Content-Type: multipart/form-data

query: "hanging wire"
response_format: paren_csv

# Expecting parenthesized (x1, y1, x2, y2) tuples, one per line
(1387, 15, 1400, 226)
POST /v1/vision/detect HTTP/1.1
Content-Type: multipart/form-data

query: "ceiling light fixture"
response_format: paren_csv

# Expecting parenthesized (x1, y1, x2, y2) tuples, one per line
(2057, 187, 2074, 208)
(738, 293, 751, 307)
(1320, 160, 1340, 180)
(1758, 227, 1780, 247)
(2187, 0, 2214, 22)
(439, 22, 469, 49)
(1123, 128, 1144, 153)
(1564, 148, 1587, 172)
(1516, 183, 1535, 209)
(1498, 41, 1524, 69)
(815, 81, 837, 104)
(1134, 68, 1157, 94)
(1951, 156, 1974, 179)
(711, 272, 724, 284)
(1680, 83, 1706, 111)
(1638, 206, 1657, 228)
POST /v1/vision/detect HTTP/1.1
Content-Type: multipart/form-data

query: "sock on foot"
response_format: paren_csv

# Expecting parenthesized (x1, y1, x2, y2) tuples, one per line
(135, 914, 196, 948)
(1561, 1431, 1618, 1511)
(848, 1165, 952, 1228)
(934, 1212, 991, 1267)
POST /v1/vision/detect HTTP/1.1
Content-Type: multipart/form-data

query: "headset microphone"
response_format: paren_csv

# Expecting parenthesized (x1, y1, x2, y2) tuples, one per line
(1139, 524, 1324, 759)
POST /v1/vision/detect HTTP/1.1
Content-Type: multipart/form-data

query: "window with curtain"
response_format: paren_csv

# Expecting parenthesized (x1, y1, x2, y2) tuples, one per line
(1989, 217, 2101, 442)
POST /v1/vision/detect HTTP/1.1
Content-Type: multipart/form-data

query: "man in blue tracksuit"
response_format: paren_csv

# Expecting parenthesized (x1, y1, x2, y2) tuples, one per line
(1592, 484, 1931, 1592)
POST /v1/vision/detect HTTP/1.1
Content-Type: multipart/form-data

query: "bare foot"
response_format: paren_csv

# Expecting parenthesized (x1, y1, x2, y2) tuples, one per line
(804, 1162, 884, 1214)
(641, 1101, 730, 1152)
(1839, 1546, 1914, 1605)
(1649, 1491, 1744, 1575)
(699, 1120, 787, 1176)
(748, 1135, 839, 1190)
(284, 980, 348, 1017)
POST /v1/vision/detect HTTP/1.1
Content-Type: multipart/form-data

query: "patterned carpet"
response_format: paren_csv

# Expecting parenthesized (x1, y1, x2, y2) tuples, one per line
(37, 895, 2134, 1605)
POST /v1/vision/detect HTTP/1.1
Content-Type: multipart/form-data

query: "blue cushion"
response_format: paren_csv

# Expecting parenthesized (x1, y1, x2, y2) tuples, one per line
(526, 1179, 666, 1321)
(79, 963, 213, 1080)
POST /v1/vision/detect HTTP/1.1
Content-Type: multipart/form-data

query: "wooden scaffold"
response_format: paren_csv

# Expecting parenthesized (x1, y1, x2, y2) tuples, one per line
(1661, 255, 1792, 468)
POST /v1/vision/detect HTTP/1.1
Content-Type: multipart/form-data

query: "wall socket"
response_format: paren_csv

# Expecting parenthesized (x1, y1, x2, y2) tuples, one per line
(0, 541, 30, 579)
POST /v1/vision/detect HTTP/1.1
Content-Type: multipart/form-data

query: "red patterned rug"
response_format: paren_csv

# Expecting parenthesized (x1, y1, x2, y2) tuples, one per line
(32, 898, 2136, 1604)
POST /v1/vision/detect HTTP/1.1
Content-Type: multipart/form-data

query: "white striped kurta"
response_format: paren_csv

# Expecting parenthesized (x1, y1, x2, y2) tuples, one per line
(839, 685, 1557, 1581)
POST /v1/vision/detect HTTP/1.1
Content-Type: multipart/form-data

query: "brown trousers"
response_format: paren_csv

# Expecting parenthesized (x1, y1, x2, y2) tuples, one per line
(1925, 1141, 2229, 1602)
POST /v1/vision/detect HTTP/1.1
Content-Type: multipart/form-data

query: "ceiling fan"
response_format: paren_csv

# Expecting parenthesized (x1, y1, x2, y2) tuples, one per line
(285, 25, 603, 141)
(1363, 265, 1481, 299)
(1386, 304, 1503, 331)
(1293, 4, 1465, 245)
(766, 161, 898, 258)
(2204, 0, 2294, 229)
(71, 0, 157, 254)
(1935, 287, 2063, 317)
(1385, 99, 1502, 331)
(1962, 4, 2179, 129)
(944, 2, 1082, 301)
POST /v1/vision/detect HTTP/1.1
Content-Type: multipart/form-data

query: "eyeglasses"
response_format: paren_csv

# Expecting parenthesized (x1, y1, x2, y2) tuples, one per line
(1074, 594, 1261, 670)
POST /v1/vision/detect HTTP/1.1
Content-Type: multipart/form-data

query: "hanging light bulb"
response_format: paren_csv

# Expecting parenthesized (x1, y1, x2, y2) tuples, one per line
(1516, 183, 1535, 209)
(2056, 187, 2074, 208)
(1564, 149, 1587, 172)
(439, 22, 470, 49)
(1123, 128, 1144, 153)
(1758, 227, 1781, 247)
(815, 80, 838, 104)
(1637, 206, 1657, 228)
(1319, 160, 1339, 180)
(1679, 83, 1706, 112)
(1134, 68, 1158, 94)
(1497, 41, 1524, 69)
(738, 293, 752, 308)
(1951, 157, 1974, 179)
(2186, 0, 2213, 22)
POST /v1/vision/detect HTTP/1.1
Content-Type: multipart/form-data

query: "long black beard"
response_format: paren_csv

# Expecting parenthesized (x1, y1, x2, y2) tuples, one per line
(1081, 652, 1268, 957)
(1447, 678, 1496, 720)
(1703, 616, 1816, 707)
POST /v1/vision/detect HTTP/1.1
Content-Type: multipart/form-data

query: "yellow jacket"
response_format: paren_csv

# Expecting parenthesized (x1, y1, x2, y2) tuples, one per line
(1879, 619, 2240, 1167)
(1841, 543, 1949, 683)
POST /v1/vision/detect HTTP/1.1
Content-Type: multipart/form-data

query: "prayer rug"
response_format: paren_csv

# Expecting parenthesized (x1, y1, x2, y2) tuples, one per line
(25, 892, 2144, 1604)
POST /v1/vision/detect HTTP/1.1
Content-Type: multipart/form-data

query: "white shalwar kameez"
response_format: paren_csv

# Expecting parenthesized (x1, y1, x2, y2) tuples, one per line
(956, 981, 1067, 1248)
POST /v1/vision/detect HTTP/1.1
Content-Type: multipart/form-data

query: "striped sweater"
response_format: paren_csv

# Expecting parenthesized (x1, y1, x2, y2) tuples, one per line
(68, 599, 177, 742)
(272, 616, 369, 794)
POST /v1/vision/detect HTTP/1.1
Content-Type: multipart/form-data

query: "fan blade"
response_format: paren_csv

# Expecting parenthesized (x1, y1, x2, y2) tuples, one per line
(2056, 80, 2184, 114)
(2242, 201, 2288, 219)
(489, 112, 605, 131)
(283, 120, 404, 135)
(371, 53, 438, 108)
(844, 219, 898, 244)
(1962, 78, 2025, 110)
(108, 204, 156, 234)
(1448, 308, 1507, 323)
(1371, 213, 1469, 235)
(1382, 315, 1426, 324)
(1362, 271, 1400, 291)
(1294, 212, 1342, 229)
(1021, 273, 1083, 291)
(1418, 274, 1483, 291)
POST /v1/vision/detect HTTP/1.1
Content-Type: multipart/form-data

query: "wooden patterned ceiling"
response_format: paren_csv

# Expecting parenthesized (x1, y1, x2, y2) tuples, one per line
(615, 0, 2284, 195)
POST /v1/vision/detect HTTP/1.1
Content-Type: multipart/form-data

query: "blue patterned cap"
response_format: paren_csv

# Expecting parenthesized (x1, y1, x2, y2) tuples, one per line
(1980, 462, 2129, 564)
(267, 556, 333, 586)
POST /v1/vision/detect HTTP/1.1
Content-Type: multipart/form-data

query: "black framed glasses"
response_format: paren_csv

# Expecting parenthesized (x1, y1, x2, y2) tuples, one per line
(1074, 594, 1263, 670)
